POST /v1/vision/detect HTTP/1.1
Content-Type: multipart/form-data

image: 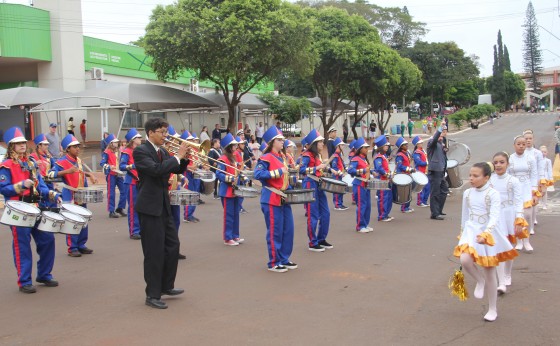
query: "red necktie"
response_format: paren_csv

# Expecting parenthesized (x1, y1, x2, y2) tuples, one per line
(157, 149, 162, 162)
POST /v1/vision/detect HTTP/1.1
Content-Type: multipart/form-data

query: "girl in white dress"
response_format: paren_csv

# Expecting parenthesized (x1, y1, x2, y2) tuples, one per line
(539, 145, 553, 209)
(507, 136, 538, 252)
(490, 152, 527, 293)
(454, 162, 517, 322)
(523, 130, 545, 231)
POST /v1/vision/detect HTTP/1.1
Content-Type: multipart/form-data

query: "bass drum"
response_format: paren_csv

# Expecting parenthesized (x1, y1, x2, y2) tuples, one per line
(447, 140, 471, 165)
(391, 174, 413, 205)
(446, 159, 463, 188)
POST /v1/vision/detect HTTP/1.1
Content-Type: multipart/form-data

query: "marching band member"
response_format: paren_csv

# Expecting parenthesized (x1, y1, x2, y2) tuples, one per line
(119, 128, 142, 239)
(326, 126, 338, 157)
(299, 129, 332, 252)
(208, 138, 222, 199)
(50, 134, 98, 257)
(523, 130, 545, 232)
(297, 137, 308, 215)
(347, 138, 373, 233)
(490, 151, 527, 293)
(235, 136, 249, 214)
(539, 145, 553, 209)
(395, 137, 415, 213)
(30, 134, 58, 212)
(284, 140, 297, 168)
(254, 127, 297, 273)
(373, 135, 393, 222)
(412, 136, 430, 208)
(0, 127, 62, 293)
(330, 137, 348, 211)
(507, 135, 537, 252)
(453, 162, 517, 322)
(216, 134, 244, 246)
(183, 131, 201, 223)
(348, 139, 357, 205)
(100, 133, 127, 218)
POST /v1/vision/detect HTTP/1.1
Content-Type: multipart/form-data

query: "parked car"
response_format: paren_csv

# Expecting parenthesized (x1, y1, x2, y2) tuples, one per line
(443, 106, 455, 115)
(432, 103, 440, 114)
(283, 124, 302, 137)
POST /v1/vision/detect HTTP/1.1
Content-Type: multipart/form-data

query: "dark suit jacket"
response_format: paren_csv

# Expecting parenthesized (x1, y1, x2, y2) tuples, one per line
(427, 130, 447, 172)
(133, 142, 189, 216)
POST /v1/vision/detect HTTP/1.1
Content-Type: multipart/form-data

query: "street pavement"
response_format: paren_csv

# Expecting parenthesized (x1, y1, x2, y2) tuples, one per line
(0, 112, 559, 345)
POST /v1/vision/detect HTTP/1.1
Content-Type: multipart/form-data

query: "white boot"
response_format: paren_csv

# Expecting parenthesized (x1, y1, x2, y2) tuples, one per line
(523, 238, 534, 253)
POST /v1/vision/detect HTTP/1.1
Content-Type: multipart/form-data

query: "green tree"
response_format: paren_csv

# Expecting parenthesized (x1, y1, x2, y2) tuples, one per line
(141, 0, 314, 132)
(259, 92, 313, 125)
(522, 1, 543, 92)
(402, 41, 479, 107)
(447, 80, 479, 106)
(503, 71, 526, 107)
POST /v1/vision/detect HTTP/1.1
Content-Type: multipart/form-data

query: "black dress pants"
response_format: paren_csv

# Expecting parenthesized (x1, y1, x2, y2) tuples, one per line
(138, 207, 180, 299)
(428, 170, 448, 218)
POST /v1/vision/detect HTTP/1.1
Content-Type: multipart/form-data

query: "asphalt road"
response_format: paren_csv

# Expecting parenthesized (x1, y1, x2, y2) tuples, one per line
(0, 112, 559, 345)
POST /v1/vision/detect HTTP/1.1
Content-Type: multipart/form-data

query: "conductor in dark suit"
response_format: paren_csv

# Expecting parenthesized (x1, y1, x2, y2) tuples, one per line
(426, 125, 449, 220)
(133, 117, 190, 309)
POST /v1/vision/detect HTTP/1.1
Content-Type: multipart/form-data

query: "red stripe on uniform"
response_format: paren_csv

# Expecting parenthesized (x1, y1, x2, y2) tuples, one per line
(11, 227, 22, 287)
(268, 204, 277, 267)
(379, 190, 385, 220)
(67, 234, 72, 253)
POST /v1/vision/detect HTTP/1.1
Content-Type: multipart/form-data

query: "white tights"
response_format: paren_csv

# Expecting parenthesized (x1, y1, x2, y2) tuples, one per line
(460, 253, 498, 321)
(496, 260, 513, 287)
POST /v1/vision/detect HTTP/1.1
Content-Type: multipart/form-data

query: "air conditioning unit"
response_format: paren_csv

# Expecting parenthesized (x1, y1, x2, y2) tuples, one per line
(91, 67, 104, 80)
(190, 78, 199, 92)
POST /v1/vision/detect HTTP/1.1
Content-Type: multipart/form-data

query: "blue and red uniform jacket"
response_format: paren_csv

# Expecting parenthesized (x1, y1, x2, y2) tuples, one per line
(330, 151, 345, 178)
(299, 151, 324, 177)
(348, 154, 369, 188)
(50, 155, 88, 202)
(100, 149, 119, 176)
(286, 153, 296, 168)
(254, 152, 289, 206)
(0, 157, 55, 203)
(30, 152, 55, 178)
(373, 153, 390, 181)
(413, 149, 428, 174)
(396, 151, 414, 174)
(216, 155, 238, 198)
(119, 147, 139, 185)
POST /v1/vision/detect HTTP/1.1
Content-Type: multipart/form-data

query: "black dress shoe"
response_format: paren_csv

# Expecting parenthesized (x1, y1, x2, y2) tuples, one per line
(440, 213, 447, 216)
(430, 215, 445, 220)
(109, 212, 120, 218)
(78, 247, 94, 254)
(116, 208, 128, 216)
(130, 234, 141, 240)
(37, 279, 59, 287)
(197, 199, 205, 205)
(162, 288, 184, 296)
(19, 285, 37, 294)
(145, 297, 167, 309)
(178, 253, 186, 260)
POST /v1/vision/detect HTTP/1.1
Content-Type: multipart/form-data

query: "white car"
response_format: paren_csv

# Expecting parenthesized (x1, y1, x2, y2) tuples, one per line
(283, 124, 302, 137)
(0, 146, 6, 162)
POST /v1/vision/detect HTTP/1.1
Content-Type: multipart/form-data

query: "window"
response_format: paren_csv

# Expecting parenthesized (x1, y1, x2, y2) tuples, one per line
(123, 110, 143, 129)
(146, 112, 166, 121)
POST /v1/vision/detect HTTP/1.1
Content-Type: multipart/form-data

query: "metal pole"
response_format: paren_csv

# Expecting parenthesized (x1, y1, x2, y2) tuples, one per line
(117, 108, 127, 139)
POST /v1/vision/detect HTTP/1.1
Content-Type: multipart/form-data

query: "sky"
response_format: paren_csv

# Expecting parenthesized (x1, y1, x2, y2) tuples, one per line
(5, 0, 560, 77)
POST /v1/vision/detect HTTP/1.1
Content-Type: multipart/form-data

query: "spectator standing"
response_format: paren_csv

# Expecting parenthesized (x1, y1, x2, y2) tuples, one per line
(255, 122, 265, 144)
(422, 118, 428, 134)
(211, 124, 222, 140)
(208, 139, 222, 199)
(342, 121, 349, 143)
(67, 117, 75, 135)
(400, 121, 405, 138)
(248, 135, 261, 160)
(407, 119, 414, 138)
(100, 132, 109, 154)
(369, 120, 377, 142)
(200, 125, 211, 144)
(45, 123, 62, 158)
(79, 119, 87, 147)
(244, 123, 251, 140)
(555, 127, 560, 155)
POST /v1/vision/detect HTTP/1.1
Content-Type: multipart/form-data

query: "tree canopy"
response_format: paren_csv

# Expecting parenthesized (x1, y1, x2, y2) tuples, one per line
(141, 0, 314, 132)
(522, 1, 543, 92)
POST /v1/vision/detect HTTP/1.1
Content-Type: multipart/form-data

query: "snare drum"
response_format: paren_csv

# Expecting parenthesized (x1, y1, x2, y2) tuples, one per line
(367, 179, 390, 190)
(59, 211, 86, 235)
(0, 201, 41, 227)
(319, 177, 349, 194)
(446, 159, 463, 188)
(241, 170, 254, 180)
(234, 186, 259, 198)
(283, 189, 315, 204)
(342, 174, 353, 187)
(193, 170, 214, 180)
(61, 203, 93, 227)
(113, 170, 126, 177)
(199, 171, 216, 195)
(37, 211, 65, 233)
(169, 190, 200, 206)
(391, 174, 413, 204)
(411, 172, 429, 193)
(74, 189, 104, 204)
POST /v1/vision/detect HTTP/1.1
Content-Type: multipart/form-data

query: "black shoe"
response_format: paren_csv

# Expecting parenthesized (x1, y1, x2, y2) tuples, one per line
(36, 279, 59, 287)
(19, 285, 37, 294)
(440, 213, 447, 216)
(68, 250, 82, 257)
(178, 253, 187, 260)
(162, 288, 184, 296)
(430, 215, 445, 220)
(308, 244, 325, 252)
(187, 217, 200, 223)
(109, 212, 120, 218)
(145, 297, 167, 309)
(116, 208, 127, 216)
(283, 262, 298, 269)
(198, 199, 205, 205)
(130, 234, 141, 240)
(319, 240, 334, 249)
(78, 247, 94, 254)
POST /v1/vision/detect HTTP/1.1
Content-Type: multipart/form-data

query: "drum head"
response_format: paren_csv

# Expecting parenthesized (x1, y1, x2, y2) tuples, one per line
(447, 142, 471, 165)
(7, 201, 41, 214)
(411, 172, 429, 185)
(342, 174, 353, 186)
(43, 211, 64, 221)
(447, 159, 459, 169)
(322, 177, 343, 185)
(392, 174, 413, 185)
(388, 163, 396, 173)
(200, 172, 216, 182)
(61, 203, 92, 217)
(60, 211, 85, 223)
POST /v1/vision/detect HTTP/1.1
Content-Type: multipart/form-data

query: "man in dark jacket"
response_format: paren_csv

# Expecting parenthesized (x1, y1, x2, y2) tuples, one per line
(426, 126, 449, 220)
(207, 138, 222, 199)
(133, 117, 190, 309)
(212, 124, 223, 140)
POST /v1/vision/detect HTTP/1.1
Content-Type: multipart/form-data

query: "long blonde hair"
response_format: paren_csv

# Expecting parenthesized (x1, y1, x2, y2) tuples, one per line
(7, 142, 30, 161)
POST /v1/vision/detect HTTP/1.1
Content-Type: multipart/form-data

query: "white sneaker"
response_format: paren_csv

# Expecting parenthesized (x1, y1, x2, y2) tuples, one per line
(530, 229, 535, 235)
(233, 237, 245, 244)
(523, 239, 534, 253)
(268, 265, 288, 273)
(497, 285, 507, 294)
(419, 203, 429, 208)
(403, 209, 414, 213)
(224, 240, 239, 246)
(515, 242, 523, 250)
(504, 275, 512, 286)
(367, 226, 373, 231)
(534, 220, 538, 225)
(541, 206, 548, 210)
(357, 228, 371, 233)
